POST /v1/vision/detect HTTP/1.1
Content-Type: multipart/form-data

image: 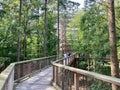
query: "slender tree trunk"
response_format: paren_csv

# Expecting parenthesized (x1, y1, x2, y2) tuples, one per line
(23, 8, 28, 60)
(57, 0, 60, 57)
(23, 23, 27, 60)
(108, 0, 119, 90)
(44, 0, 47, 57)
(37, 37, 40, 57)
(37, 16, 40, 58)
(17, 0, 22, 61)
(17, 37, 20, 61)
(23, 34, 26, 60)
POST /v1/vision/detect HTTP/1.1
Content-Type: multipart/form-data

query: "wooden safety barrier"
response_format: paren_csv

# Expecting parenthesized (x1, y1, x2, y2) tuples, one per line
(0, 55, 57, 90)
(52, 54, 120, 90)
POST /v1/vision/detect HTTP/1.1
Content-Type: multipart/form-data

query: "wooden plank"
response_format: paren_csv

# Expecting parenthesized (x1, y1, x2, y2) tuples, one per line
(15, 67, 56, 90)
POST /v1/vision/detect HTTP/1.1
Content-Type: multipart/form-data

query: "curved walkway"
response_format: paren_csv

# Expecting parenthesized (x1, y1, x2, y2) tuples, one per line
(15, 67, 56, 90)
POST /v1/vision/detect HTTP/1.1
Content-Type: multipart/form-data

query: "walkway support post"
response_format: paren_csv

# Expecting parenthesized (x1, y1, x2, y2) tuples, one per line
(73, 72, 79, 90)
(53, 66, 58, 86)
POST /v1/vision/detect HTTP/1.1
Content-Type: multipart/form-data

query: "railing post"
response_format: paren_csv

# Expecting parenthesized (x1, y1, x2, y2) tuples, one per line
(46, 58, 48, 66)
(15, 64, 21, 80)
(74, 58, 77, 68)
(27, 62, 31, 76)
(65, 58, 67, 65)
(62, 59, 64, 65)
(62, 68, 65, 90)
(20, 63, 23, 77)
(47, 58, 49, 66)
(67, 58, 69, 65)
(48, 58, 51, 65)
(36, 60, 40, 69)
(66, 58, 68, 65)
(53, 65, 58, 85)
(73, 72, 79, 90)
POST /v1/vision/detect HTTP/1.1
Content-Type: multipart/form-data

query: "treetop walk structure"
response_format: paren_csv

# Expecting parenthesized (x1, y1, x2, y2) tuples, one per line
(0, 53, 120, 90)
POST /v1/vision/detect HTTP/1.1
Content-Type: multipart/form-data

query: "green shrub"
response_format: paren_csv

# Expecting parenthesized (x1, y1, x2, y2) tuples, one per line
(90, 80, 111, 90)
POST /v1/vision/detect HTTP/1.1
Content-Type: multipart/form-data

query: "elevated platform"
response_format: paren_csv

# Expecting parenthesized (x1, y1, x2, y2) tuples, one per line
(15, 67, 55, 90)
(1, 54, 120, 90)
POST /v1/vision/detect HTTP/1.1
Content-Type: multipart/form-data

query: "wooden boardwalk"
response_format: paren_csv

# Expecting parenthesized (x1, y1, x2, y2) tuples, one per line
(15, 67, 56, 90)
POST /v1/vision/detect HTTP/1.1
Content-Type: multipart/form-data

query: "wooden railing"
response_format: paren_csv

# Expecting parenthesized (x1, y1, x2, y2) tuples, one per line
(0, 55, 57, 90)
(52, 54, 120, 90)
(0, 64, 5, 73)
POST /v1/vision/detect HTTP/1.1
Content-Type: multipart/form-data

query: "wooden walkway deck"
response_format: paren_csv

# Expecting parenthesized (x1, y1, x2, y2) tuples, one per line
(15, 67, 56, 90)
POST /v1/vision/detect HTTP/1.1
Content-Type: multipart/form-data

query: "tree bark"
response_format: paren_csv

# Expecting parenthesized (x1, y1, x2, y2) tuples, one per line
(17, 0, 22, 61)
(23, 6, 28, 60)
(37, 37, 40, 57)
(44, 0, 47, 57)
(23, 34, 26, 60)
(57, 0, 60, 57)
(108, 0, 119, 90)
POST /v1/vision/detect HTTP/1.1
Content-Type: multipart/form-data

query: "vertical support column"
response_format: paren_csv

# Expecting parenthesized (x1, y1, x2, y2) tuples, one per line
(70, 56, 72, 63)
(20, 63, 23, 77)
(46, 58, 48, 66)
(14, 64, 20, 80)
(27, 62, 31, 76)
(65, 58, 67, 65)
(69, 57, 70, 64)
(53, 65, 58, 86)
(62, 68, 65, 90)
(47, 58, 49, 66)
(74, 58, 76, 68)
(48, 58, 50, 65)
(85, 76, 88, 90)
(48, 58, 50, 66)
(39, 60, 41, 70)
(67, 58, 69, 65)
(37, 60, 40, 69)
(62, 59, 64, 65)
(74, 72, 79, 90)
(73, 55, 75, 62)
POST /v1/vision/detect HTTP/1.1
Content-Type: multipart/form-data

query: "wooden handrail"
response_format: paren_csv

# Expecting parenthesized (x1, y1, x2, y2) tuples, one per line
(14, 55, 56, 64)
(0, 63, 15, 90)
(52, 54, 120, 90)
(0, 55, 57, 90)
(53, 63, 120, 86)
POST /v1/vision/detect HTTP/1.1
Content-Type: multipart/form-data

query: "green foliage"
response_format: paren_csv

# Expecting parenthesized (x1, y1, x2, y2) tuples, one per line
(67, 2, 111, 72)
(0, 57, 10, 66)
(78, 61, 88, 70)
(99, 65, 111, 75)
(46, 13, 57, 56)
(0, 0, 58, 66)
(90, 80, 111, 90)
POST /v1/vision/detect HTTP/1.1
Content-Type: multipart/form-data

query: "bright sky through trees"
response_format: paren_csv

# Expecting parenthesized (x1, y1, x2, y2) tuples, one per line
(71, 0, 84, 8)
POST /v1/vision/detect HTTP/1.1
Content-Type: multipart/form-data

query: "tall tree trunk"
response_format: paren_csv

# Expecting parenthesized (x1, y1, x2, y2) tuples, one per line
(37, 37, 40, 57)
(57, 0, 60, 57)
(23, 8, 28, 60)
(44, 0, 47, 57)
(17, 37, 20, 61)
(37, 8, 40, 58)
(23, 23, 27, 60)
(108, 0, 119, 90)
(23, 34, 26, 60)
(17, 0, 22, 61)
